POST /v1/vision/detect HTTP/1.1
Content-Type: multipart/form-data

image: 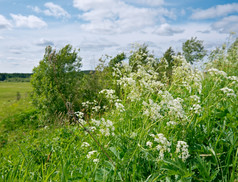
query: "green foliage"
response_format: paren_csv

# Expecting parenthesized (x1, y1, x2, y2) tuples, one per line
(108, 52, 126, 68)
(31, 45, 82, 121)
(182, 37, 207, 64)
(1, 38, 238, 181)
(161, 47, 176, 81)
(1, 109, 39, 132)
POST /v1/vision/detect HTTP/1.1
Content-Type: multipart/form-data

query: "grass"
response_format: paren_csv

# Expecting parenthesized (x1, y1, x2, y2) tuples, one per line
(0, 42, 238, 181)
(0, 82, 32, 104)
(0, 82, 37, 156)
(0, 82, 32, 121)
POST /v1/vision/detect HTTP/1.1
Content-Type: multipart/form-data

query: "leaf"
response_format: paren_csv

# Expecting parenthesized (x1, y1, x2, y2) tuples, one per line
(109, 147, 121, 160)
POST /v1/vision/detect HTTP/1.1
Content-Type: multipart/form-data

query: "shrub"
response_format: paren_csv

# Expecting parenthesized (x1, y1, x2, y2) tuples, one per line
(31, 45, 82, 122)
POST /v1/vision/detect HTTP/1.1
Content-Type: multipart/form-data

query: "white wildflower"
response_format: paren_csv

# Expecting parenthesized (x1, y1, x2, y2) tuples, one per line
(227, 76, 238, 82)
(92, 106, 101, 112)
(89, 126, 96, 132)
(86, 150, 97, 159)
(98, 118, 115, 136)
(93, 159, 99, 163)
(189, 95, 201, 103)
(152, 133, 171, 159)
(207, 68, 227, 78)
(78, 118, 86, 125)
(99, 89, 117, 102)
(146, 141, 153, 148)
(75, 111, 84, 119)
(220, 87, 236, 97)
(81, 142, 90, 147)
(166, 121, 177, 127)
(103, 106, 108, 110)
(115, 102, 125, 112)
(91, 119, 100, 126)
(176, 141, 189, 161)
(167, 98, 185, 119)
(190, 104, 202, 114)
(142, 99, 162, 121)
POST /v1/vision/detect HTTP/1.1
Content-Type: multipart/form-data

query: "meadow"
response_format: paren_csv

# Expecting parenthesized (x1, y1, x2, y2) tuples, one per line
(0, 39, 238, 181)
(0, 82, 32, 121)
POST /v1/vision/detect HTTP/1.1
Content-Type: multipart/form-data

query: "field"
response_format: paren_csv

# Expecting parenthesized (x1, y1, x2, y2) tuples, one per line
(0, 41, 238, 181)
(0, 82, 32, 121)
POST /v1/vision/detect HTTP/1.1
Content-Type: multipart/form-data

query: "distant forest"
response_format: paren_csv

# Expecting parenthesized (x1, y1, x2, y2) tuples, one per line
(0, 73, 32, 82)
(0, 71, 92, 82)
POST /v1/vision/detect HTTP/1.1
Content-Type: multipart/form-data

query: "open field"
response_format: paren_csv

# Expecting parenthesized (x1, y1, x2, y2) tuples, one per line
(0, 82, 32, 121)
(0, 82, 32, 104)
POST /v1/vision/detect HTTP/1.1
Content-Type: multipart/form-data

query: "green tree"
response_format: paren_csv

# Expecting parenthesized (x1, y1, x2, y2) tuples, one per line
(108, 52, 126, 68)
(162, 47, 175, 80)
(31, 45, 82, 121)
(182, 37, 207, 64)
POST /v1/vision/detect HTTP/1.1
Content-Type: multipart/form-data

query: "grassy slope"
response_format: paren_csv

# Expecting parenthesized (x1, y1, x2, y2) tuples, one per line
(0, 82, 35, 157)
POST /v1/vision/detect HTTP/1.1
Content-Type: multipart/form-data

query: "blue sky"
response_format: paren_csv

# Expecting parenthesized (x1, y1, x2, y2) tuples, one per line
(0, 0, 238, 72)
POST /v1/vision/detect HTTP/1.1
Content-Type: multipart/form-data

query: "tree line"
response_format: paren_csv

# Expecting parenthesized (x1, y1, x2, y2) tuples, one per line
(0, 73, 32, 82)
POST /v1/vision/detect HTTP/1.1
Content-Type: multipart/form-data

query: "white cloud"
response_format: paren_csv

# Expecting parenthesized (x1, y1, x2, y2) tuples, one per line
(44, 2, 71, 18)
(197, 30, 210, 34)
(154, 23, 184, 36)
(211, 15, 238, 33)
(73, 0, 113, 11)
(10, 14, 47, 29)
(79, 38, 119, 51)
(73, 0, 175, 33)
(0, 15, 12, 29)
(29, 6, 41, 13)
(29, 3, 70, 19)
(125, 0, 164, 6)
(191, 3, 238, 20)
(35, 38, 54, 46)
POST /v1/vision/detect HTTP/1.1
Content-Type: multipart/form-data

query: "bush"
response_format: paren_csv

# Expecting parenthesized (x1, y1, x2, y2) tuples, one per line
(31, 45, 82, 122)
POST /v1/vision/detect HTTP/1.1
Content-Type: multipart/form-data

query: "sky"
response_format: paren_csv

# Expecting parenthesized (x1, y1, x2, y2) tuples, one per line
(0, 0, 238, 73)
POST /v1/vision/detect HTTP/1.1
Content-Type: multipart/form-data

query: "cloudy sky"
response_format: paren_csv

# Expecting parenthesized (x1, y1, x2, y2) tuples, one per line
(0, 0, 238, 73)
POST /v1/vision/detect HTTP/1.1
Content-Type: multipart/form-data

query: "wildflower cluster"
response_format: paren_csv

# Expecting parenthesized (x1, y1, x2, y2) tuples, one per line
(81, 100, 101, 115)
(159, 91, 186, 120)
(188, 95, 202, 114)
(172, 56, 203, 94)
(220, 87, 236, 97)
(99, 89, 117, 102)
(75, 111, 86, 125)
(91, 118, 115, 136)
(175, 141, 190, 161)
(99, 89, 125, 112)
(149, 133, 171, 160)
(147, 133, 190, 162)
(207, 67, 238, 87)
(115, 59, 164, 102)
(189, 104, 202, 114)
(227, 75, 238, 84)
(207, 68, 227, 78)
(142, 99, 162, 121)
(166, 120, 177, 127)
